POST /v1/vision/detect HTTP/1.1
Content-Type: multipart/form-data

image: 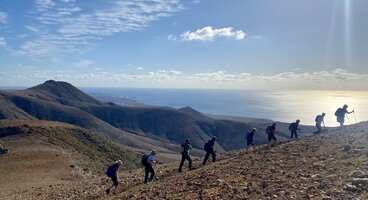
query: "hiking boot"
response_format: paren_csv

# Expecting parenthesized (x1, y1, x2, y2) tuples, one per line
(179, 169, 182, 172)
(105, 189, 110, 195)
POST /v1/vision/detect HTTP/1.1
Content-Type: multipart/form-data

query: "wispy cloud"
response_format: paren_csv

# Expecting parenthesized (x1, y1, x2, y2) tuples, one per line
(180, 26, 246, 41)
(73, 59, 94, 68)
(0, 12, 8, 26)
(1, 68, 367, 90)
(16, 0, 185, 57)
(0, 37, 6, 47)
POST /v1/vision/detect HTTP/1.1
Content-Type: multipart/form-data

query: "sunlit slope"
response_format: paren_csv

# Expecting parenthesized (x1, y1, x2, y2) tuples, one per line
(0, 119, 139, 198)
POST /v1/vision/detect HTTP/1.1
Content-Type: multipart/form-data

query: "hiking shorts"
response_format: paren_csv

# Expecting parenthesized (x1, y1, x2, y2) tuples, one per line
(268, 134, 277, 142)
(337, 117, 344, 124)
(110, 174, 118, 186)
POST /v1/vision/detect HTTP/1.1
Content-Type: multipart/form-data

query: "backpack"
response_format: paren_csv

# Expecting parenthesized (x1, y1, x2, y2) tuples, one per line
(203, 142, 209, 151)
(106, 163, 118, 177)
(181, 144, 185, 154)
(265, 126, 272, 134)
(106, 166, 113, 177)
(335, 108, 344, 117)
(288, 123, 294, 131)
(141, 154, 148, 166)
(315, 115, 321, 123)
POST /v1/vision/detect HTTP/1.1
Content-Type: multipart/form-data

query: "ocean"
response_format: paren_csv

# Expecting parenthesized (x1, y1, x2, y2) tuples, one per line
(82, 88, 368, 127)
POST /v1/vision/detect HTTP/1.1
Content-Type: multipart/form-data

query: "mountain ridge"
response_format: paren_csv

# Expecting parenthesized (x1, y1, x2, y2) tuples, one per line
(0, 80, 313, 161)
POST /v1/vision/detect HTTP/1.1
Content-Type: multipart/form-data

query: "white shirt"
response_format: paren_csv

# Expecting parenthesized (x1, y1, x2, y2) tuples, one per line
(147, 154, 155, 164)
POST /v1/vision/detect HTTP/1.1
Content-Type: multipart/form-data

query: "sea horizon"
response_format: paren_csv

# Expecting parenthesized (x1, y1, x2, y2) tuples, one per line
(79, 87, 368, 127)
(1, 85, 366, 126)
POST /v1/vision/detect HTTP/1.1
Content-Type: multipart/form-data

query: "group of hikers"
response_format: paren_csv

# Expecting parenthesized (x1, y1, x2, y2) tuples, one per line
(246, 104, 355, 149)
(104, 104, 355, 194)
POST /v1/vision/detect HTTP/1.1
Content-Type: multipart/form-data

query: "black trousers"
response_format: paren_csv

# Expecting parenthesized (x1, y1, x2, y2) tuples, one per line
(314, 123, 322, 133)
(290, 130, 298, 138)
(144, 164, 155, 183)
(179, 154, 192, 171)
(202, 148, 216, 165)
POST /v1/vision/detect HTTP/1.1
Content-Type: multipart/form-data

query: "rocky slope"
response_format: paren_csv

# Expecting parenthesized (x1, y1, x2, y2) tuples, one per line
(7, 122, 368, 200)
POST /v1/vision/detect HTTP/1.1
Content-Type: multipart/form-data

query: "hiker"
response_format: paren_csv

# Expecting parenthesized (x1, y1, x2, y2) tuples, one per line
(335, 104, 354, 126)
(143, 150, 157, 184)
(105, 160, 123, 195)
(202, 136, 217, 165)
(314, 113, 326, 134)
(289, 119, 301, 139)
(246, 128, 257, 150)
(265, 123, 277, 146)
(179, 138, 193, 172)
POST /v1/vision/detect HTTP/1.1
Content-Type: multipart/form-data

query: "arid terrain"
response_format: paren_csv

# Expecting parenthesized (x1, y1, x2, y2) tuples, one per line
(2, 121, 367, 200)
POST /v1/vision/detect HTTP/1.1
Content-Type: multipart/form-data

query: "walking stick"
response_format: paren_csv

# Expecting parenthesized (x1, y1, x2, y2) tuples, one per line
(346, 113, 351, 125)
(353, 111, 357, 123)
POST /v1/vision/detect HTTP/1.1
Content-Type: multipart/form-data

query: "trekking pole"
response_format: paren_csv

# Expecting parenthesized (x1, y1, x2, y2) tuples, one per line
(346, 113, 351, 125)
(353, 111, 357, 123)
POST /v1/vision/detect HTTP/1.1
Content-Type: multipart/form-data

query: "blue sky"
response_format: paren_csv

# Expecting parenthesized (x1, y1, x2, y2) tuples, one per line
(0, 0, 367, 89)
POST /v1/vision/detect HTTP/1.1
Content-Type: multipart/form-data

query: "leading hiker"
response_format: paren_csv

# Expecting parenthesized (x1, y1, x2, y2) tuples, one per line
(335, 104, 354, 127)
(179, 138, 193, 172)
(202, 136, 217, 165)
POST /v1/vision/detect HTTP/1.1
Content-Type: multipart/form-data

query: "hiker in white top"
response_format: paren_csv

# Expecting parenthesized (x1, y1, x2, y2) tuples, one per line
(144, 150, 157, 183)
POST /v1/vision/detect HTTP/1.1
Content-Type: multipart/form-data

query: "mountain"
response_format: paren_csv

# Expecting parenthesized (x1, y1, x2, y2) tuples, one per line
(0, 80, 311, 161)
(0, 119, 139, 198)
(7, 122, 368, 199)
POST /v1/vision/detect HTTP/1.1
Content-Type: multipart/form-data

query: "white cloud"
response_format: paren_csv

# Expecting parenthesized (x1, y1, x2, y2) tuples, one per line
(17, 0, 185, 57)
(0, 12, 8, 25)
(137, 67, 144, 70)
(73, 59, 94, 68)
(180, 26, 246, 41)
(0, 37, 7, 47)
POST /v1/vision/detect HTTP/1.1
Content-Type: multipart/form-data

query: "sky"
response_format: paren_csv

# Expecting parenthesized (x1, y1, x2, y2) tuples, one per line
(0, 0, 368, 89)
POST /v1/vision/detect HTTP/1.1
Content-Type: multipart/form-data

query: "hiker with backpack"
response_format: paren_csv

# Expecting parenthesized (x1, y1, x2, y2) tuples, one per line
(289, 119, 301, 139)
(179, 138, 193, 172)
(266, 123, 277, 146)
(335, 104, 354, 126)
(246, 128, 257, 150)
(105, 160, 123, 195)
(142, 150, 157, 184)
(202, 136, 217, 165)
(314, 113, 326, 134)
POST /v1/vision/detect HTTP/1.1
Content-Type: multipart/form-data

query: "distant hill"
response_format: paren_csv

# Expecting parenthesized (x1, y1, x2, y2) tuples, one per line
(0, 80, 312, 161)
(0, 119, 139, 198)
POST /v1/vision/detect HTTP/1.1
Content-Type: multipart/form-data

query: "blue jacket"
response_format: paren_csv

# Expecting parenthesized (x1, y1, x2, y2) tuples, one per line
(106, 163, 120, 177)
